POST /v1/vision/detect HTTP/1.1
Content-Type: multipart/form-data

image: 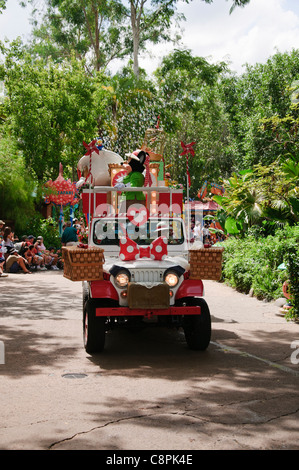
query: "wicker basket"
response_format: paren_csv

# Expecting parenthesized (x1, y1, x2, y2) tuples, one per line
(62, 246, 104, 281)
(189, 246, 224, 281)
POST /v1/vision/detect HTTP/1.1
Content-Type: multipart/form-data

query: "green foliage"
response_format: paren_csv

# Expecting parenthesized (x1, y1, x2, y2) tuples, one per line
(0, 134, 37, 233)
(1, 42, 97, 182)
(213, 156, 299, 235)
(22, 214, 61, 249)
(95, 69, 161, 154)
(220, 49, 299, 171)
(154, 49, 230, 195)
(286, 248, 299, 320)
(220, 225, 299, 302)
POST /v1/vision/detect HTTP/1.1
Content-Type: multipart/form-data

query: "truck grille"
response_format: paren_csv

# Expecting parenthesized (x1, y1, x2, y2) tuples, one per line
(131, 269, 164, 283)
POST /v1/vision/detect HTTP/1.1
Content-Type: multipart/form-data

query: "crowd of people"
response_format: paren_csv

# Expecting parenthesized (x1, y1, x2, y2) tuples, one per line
(0, 213, 225, 278)
(0, 217, 86, 278)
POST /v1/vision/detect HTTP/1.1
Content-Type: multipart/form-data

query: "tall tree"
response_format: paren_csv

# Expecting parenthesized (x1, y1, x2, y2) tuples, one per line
(23, 0, 251, 77)
(154, 49, 230, 194)
(28, 0, 129, 74)
(1, 40, 98, 181)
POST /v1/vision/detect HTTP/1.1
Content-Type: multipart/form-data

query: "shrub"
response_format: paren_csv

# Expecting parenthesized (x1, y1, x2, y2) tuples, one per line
(23, 215, 61, 249)
(220, 225, 299, 303)
(286, 248, 299, 320)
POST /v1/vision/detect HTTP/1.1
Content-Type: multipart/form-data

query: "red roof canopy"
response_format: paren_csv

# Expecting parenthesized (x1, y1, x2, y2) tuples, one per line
(185, 201, 219, 211)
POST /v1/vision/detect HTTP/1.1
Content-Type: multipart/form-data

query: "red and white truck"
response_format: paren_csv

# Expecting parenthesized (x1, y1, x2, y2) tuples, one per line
(76, 185, 213, 354)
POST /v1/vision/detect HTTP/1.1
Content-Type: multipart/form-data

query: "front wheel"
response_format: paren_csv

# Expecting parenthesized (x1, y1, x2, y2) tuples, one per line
(182, 298, 211, 351)
(83, 300, 106, 354)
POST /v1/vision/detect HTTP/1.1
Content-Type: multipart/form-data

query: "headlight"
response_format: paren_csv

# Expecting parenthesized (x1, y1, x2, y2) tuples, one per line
(115, 271, 130, 288)
(164, 271, 179, 287)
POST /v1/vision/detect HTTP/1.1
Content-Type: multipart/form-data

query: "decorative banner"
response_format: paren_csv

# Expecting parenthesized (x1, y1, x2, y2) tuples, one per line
(180, 141, 196, 187)
(198, 181, 208, 200)
(45, 163, 80, 206)
(210, 182, 225, 196)
(119, 236, 168, 261)
(197, 181, 225, 200)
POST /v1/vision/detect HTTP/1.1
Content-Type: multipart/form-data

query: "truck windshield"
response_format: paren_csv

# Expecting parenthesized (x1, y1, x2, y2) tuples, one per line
(93, 218, 185, 246)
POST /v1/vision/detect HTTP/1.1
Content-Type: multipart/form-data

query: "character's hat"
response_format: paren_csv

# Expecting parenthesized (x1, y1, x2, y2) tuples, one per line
(125, 149, 143, 161)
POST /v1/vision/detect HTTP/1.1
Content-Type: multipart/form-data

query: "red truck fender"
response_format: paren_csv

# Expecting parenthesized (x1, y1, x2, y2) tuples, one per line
(90, 280, 119, 301)
(176, 278, 204, 299)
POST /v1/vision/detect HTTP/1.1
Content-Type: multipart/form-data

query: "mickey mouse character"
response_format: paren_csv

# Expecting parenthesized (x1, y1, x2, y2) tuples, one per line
(114, 149, 150, 203)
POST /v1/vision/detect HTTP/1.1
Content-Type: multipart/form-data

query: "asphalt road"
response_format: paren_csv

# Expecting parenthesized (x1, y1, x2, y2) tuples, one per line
(1, 270, 299, 451)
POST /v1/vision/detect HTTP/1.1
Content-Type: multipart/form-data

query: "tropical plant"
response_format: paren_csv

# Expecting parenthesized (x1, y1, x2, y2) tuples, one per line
(286, 248, 299, 320)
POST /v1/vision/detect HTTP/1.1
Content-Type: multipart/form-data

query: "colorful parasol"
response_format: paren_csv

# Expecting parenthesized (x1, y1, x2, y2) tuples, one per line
(45, 163, 79, 206)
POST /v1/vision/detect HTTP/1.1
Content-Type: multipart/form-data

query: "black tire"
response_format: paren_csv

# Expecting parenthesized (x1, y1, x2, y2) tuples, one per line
(182, 298, 211, 351)
(82, 281, 89, 309)
(83, 299, 106, 354)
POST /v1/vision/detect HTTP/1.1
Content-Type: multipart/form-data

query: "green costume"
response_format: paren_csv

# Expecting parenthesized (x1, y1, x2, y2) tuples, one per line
(122, 172, 145, 200)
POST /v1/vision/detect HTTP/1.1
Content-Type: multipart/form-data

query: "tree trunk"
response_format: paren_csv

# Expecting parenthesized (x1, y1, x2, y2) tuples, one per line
(130, 0, 143, 79)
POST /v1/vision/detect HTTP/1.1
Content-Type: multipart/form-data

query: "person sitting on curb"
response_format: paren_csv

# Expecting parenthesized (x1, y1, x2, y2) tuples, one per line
(0, 242, 8, 277)
(2, 227, 32, 274)
(0, 220, 5, 239)
(48, 247, 63, 269)
(28, 238, 47, 270)
(36, 236, 59, 270)
(24, 244, 43, 270)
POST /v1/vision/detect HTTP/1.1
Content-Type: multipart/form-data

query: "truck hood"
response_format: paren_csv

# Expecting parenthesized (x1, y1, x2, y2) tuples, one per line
(104, 255, 190, 273)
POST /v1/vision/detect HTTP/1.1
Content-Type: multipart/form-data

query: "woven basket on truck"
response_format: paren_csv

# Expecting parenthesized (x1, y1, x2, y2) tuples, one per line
(189, 246, 225, 281)
(62, 246, 104, 281)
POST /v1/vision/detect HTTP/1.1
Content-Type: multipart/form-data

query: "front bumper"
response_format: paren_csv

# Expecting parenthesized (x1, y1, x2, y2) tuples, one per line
(96, 305, 201, 318)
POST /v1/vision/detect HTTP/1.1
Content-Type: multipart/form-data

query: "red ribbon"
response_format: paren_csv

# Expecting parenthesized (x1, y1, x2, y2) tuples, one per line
(119, 236, 168, 261)
(144, 154, 152, 187)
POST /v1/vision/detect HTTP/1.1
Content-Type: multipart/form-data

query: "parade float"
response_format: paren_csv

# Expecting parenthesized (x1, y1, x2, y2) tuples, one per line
(62, 127, 224, 353)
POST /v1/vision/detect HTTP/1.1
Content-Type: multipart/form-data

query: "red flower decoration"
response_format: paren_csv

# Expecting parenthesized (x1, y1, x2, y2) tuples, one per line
(180, 141, 196, 187)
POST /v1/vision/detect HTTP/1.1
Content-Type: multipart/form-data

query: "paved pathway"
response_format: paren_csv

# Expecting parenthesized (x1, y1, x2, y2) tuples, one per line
(0, 271, 299, 450)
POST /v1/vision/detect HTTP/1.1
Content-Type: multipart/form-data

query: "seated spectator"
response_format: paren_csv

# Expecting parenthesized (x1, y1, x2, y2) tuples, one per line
(0, 242, 8, 277)
(2, 226, 32, 274)
(36, 236, 59, 270)
(0, 220, 5, 238)
(32, 241, 47, 270)
(25, 244, 43, 270)
(61, 221, 78, 246)
(48, 246, 61, 270)
(15, 235, 29, 255)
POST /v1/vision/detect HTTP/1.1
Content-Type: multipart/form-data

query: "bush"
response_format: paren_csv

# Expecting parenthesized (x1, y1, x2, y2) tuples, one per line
(220, 225, 299, 303)
(22, 215, 61, 249)
(286, 248, 299, 320)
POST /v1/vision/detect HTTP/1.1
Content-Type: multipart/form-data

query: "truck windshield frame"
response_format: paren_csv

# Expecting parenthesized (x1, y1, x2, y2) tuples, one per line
(92, 218, 185, 246)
